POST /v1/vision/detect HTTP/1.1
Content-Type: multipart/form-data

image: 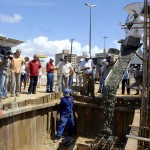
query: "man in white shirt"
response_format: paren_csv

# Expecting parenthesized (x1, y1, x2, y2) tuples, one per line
(76, 58, 84, 86)
(57, 55, 73, 92)
(80, 53, 95, 97)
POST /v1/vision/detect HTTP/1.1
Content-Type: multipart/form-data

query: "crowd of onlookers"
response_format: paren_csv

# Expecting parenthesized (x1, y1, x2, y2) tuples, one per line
(0, 48, 143, 104)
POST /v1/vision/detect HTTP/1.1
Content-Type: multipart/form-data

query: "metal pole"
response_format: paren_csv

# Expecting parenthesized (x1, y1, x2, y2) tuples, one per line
(85, 3, 96, 57)
(70, 39, 74, 63)
(103, 36, 108, 57)
(89, 7, 92, 56)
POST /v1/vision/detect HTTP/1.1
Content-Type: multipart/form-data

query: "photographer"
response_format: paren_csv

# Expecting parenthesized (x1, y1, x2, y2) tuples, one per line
(0, 46, 12, 100)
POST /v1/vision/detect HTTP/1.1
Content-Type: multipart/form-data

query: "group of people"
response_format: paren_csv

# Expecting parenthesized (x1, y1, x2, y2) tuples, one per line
(0, 48, 143, 145)
(0, 49, 43, 102)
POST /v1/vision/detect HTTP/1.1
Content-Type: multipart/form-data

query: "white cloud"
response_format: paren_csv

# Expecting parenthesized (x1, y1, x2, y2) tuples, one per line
(0, 13, 22, 23)
(13, 36, 103, 59)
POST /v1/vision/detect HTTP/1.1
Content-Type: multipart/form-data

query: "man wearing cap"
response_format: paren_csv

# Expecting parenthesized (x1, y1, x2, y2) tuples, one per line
(54, 88, 74, 143)
(76, 58, 84, 86)
(56, 55, 73, 91)
(80, 53, 95, 97)
(98, 59, 107, 94)
(46, 58, 56, 93)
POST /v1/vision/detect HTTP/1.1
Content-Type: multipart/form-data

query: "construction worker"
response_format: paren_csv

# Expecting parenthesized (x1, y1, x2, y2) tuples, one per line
(54, 88, 75, 144)
(80, 53, 95, 97)
(76, 58, 84, 86)
(98, 59, 107, 94)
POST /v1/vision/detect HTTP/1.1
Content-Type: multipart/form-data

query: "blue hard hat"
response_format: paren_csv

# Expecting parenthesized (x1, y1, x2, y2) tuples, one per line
(64, 88, 71, 96)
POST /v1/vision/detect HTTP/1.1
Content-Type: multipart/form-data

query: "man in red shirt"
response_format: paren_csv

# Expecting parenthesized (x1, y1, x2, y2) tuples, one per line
(27, 54, 41, 94)
(46, 58, 56, 93)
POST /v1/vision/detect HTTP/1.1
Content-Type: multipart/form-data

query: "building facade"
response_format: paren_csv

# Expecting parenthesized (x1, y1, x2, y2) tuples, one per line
(55, 50, 77, 67)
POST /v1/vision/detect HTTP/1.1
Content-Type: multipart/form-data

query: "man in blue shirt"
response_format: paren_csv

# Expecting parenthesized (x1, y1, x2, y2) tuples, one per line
(54, 88, 74, 144)
(122, 69, 130, 95)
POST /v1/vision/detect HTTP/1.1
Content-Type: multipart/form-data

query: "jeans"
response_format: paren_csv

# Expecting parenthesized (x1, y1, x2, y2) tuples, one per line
(28, 76, 38, 94)
(122, 79, 130, 94)
(68, 74, 73, 87)
(99, 75, 105, 93)
(0, 73, 8, 98)
(46, 73, 54, 91)
(56, 113, 74, 138)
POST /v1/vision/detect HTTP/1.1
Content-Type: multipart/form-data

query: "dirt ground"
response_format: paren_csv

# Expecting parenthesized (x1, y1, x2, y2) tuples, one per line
(36, 133, 93, 150)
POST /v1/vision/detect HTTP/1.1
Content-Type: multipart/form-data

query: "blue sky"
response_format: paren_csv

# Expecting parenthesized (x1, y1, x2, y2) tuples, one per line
(0, 0, 143, 59)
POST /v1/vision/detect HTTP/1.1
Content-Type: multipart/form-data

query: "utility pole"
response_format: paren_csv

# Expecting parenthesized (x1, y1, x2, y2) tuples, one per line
(103, 36, 108, 57)
(70, 39, 74, 63)
(85, 3, 96, 56)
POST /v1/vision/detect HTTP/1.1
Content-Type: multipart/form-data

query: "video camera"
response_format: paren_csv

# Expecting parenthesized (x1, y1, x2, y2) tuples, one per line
(0, 46, 14, 60)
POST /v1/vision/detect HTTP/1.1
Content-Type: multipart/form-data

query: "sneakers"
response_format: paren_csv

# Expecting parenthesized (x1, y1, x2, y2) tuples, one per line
(62, 136, 74, 146)
(53, 137, 60, 143)
(46, 89, 50, 93)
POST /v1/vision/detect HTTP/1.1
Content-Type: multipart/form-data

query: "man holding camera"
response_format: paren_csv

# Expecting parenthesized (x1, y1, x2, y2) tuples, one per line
(0, 47, 12, 100)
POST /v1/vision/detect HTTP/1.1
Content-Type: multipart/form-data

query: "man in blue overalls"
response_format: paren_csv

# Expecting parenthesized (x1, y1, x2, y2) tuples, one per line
(54, 88, 74, 143)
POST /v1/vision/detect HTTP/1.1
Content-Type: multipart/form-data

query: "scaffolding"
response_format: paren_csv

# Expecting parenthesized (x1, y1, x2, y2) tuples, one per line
(139, 0, 150, 149)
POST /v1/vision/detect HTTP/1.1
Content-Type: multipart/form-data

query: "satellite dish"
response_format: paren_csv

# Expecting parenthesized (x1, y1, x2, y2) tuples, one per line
(108, 48, 120, 55)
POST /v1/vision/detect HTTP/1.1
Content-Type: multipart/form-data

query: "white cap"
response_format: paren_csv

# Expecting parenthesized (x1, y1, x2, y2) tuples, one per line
(106, 53, 111, 57)
(83, 53, 90, 58)
(80, 58, 84, 62)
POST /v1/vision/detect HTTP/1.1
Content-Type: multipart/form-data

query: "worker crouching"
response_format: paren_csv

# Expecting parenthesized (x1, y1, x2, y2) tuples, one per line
(54, 88, 75, 144)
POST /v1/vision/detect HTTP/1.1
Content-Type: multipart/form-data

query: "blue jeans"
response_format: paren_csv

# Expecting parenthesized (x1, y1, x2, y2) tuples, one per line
(99, 75, 105, 93)
(47, 73, 54, 91)
(68, 74, 73, 87)
(0, 73, 8, 98)
(56, 113, 74, 138)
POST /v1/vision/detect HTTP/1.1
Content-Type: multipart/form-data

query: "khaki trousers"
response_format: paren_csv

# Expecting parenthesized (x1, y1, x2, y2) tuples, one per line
(82, 73, 95, 96)
(10, 72, 20, 95)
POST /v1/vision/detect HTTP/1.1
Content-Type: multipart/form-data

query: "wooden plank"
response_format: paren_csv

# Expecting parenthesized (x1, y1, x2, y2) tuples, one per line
(114, 110, 124, 138)
(5, 118, 10, 150)
(91, 108, 100, 136)
(20, 113, 25, 150)
(0, 100, 60, 120)
(53, 110, 57, 135)
(47, 111, 51, 136)
(36, 110, 43, 146)
(43, 109, 47, 132)
(24, 112, 32, 149)
(7, 117, 14, 150)
(76, 106, 84, 136)
(125, 109, 140, 150)
(31, 110, 37, 150)
(13, 115, 21, 150)
(123, 111, 134, 138)
(49, 110, 56, 137)
(83, 106, 92, 136)
(99, 109, 105, 130)
(0, 118, 6, 150)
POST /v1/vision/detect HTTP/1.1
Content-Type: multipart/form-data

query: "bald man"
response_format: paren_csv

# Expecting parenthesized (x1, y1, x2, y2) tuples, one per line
(10, 49, 25, 97)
